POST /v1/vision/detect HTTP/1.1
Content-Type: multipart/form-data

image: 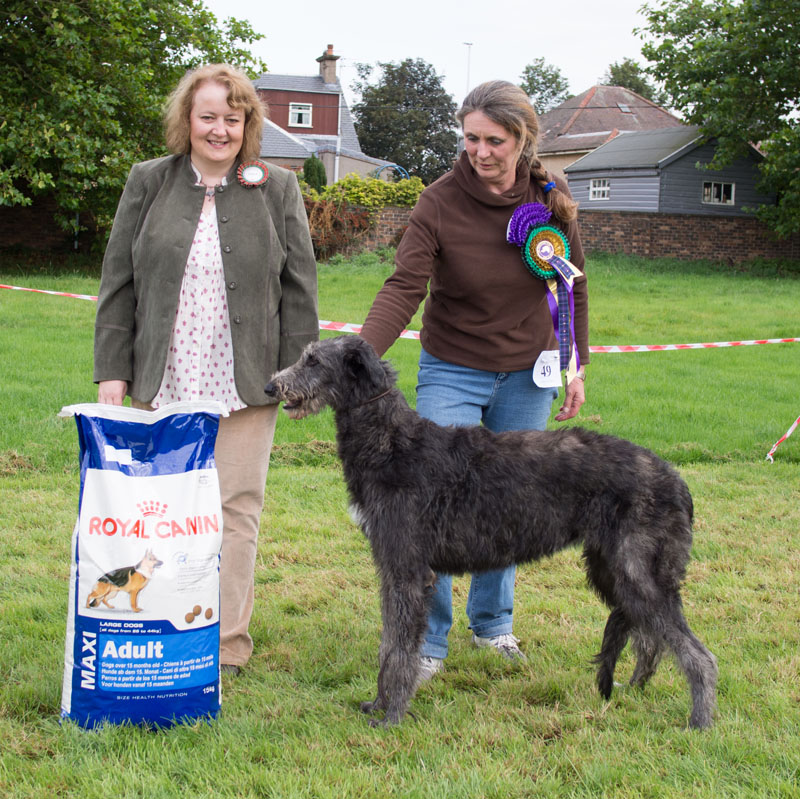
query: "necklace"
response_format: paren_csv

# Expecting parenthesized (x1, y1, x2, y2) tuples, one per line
(204, 186, 218, 198)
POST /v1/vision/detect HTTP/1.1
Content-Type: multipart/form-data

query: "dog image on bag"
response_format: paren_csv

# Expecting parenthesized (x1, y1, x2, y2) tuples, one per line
(85, 548, 163, 612)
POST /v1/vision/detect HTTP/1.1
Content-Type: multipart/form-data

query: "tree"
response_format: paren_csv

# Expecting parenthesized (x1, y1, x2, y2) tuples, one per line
(519, 58, 571, 113)
(303, 154, 327, 191)
(601, 58, 667, 106)
(1, 0, 265, 236)
(640, 0, 800, 236)
(352, 59, 457, 186)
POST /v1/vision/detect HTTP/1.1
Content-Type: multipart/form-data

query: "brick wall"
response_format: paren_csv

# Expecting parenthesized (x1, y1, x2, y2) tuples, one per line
(0, 195, 77, 250)
(569, 210, 800, 263)
(359, 206, 412, 250)
(358, 207, 800, 263)
(5, 197, 799, 264)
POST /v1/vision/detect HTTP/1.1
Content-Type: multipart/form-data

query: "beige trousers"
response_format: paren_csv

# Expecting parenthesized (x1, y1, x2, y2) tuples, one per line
(133, 400, 279, 666)
(215, 404, 278, 666)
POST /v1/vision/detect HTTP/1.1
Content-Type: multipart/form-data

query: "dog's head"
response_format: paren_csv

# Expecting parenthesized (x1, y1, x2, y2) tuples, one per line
(265, 335, 397, 419)
(141, 549, 163, 569)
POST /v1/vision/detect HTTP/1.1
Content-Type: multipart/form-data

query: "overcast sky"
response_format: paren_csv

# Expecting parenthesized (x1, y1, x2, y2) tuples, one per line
(201, 0, 654, 107)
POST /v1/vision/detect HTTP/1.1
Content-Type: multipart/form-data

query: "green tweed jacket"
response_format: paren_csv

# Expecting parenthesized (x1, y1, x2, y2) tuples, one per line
(94, 154, 318, 406)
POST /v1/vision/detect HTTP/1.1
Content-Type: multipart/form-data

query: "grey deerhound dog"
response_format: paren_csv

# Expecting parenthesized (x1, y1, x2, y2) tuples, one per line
(265, 335, 717, 729)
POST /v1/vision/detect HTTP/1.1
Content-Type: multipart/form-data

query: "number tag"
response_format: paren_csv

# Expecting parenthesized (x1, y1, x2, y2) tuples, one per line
(532, 350, 562, 388)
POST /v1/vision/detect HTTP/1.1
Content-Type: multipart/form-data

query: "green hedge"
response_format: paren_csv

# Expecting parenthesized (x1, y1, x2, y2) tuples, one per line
(302, 172, 424, 210)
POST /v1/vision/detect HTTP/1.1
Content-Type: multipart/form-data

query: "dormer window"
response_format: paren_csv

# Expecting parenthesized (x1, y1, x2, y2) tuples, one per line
(289, 103, 313, 127)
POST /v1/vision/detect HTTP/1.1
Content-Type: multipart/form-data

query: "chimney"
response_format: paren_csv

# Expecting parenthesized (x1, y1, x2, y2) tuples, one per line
(317, 44, 340, 84)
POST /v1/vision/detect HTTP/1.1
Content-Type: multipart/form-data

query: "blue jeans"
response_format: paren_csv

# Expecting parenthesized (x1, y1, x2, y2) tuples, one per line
(416, 348, 558, 659)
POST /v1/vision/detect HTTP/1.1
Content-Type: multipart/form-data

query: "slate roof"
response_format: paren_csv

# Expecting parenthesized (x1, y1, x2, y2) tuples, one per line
(538, 86, 684, 155)
(253, 74, 340, 94)
(564, 126, 702, 172)
(253, 72, 362, 154)
(564, 125, 763, 173)
(259, 117, 315, 160)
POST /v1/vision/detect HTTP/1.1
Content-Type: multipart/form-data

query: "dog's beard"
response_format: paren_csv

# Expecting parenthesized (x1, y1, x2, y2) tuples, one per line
(279, 393, 326, 419)
(283, 402, 312, 420)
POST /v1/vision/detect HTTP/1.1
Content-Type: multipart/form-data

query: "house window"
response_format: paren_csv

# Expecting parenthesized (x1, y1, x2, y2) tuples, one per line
(702, 181, 735, 205)
(289, 103, 312, 127)
(590, 179, 610, 200)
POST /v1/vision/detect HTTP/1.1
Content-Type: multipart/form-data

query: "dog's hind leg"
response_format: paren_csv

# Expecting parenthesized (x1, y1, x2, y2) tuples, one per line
(661, 602, 718, 729)
(594, 606, 631, 699)
(629, 629, 664, 689)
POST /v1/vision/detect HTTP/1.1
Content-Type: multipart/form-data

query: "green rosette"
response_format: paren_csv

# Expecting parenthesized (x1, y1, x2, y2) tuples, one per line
(522, 226, 571, 280)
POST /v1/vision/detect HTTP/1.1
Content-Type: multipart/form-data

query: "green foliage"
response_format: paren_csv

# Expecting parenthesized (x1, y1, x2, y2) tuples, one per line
(601, 57, 668, 106)
(308, 172, 424, 210)
(352, 59, 457, 185)
(0, 0, 266, 235)
(300, 173, 423, 259)
(519, 58, 571, 113)
(640, 0, 800, 236)
(302, 154, 327, 192)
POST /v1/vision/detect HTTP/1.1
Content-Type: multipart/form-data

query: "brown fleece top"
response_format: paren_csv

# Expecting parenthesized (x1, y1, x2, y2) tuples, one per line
(360, 151, 589, 372)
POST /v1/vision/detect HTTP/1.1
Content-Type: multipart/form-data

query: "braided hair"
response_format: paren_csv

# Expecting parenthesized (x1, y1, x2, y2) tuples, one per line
(456, 81, 578, 224)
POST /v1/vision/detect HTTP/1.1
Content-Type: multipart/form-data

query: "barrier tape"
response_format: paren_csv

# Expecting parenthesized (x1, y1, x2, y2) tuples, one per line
(765, 415, 800, 462)
(1, 283, 99, 302)
(4, 283, 800, 352)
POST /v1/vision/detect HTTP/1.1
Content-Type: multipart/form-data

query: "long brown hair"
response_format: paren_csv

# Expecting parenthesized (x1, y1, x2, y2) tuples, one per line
(457, 80, 577, 223)
(163, 64, 266, 162)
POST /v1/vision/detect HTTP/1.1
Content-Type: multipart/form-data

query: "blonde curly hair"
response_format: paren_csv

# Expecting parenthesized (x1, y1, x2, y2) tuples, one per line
(163, 64, 266, 162)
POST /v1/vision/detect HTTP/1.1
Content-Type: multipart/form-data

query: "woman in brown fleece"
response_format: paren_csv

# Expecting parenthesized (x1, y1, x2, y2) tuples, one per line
(359, 80, 589, 682)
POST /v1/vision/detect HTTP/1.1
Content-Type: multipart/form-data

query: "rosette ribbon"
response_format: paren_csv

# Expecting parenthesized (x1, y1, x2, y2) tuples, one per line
(237, 160, 269, 188)
(507, 203, 583, 383)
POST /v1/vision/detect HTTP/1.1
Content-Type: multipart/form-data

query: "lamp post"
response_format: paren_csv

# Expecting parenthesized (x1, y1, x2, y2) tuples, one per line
(463, 42, 473, 95)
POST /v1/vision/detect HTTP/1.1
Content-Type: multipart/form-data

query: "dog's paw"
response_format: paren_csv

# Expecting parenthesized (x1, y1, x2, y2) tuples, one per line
(359, 700, 378, 715)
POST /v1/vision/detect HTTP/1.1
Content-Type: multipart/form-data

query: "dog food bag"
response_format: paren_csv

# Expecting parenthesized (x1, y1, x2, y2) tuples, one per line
(58, 401, 227, 729)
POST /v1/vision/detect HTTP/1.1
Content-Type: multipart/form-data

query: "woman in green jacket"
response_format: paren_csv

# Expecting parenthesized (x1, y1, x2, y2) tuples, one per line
(94, 64, 318, 674)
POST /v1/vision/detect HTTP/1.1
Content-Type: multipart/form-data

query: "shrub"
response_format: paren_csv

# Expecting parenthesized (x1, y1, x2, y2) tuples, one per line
(303, 197, 372, 261)
(303, 155, 327, 192)
(312, 172, 424, 210)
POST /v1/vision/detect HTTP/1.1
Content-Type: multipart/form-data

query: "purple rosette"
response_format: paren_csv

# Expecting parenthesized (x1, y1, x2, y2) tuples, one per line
(506, 202, 552, 246)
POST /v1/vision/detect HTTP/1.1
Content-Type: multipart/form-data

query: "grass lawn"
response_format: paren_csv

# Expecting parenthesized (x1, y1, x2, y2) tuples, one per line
(0, 249, 798, 798)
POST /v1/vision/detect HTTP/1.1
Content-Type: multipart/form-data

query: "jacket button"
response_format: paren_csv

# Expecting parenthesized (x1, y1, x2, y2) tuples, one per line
(223, 245, 232, 253)
(220, 216, 229, 223)
(228, 281, 237, 290)
(233, 315, 241, 324)
(217, 186, 224, 193)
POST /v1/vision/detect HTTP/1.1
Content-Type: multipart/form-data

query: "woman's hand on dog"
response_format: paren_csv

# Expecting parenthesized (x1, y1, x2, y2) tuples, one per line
(98, 380, 128, 406)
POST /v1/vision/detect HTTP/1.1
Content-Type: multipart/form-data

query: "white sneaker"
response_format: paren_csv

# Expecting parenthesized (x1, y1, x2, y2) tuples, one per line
(415, 655, 444, 687)
(472, 633, 527, 662)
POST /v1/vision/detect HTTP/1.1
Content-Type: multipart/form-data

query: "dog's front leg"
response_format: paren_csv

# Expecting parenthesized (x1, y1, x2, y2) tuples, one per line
(129, 588, 143, 612)
(360, 603, 392, 717)
(364, 571, 430, 727)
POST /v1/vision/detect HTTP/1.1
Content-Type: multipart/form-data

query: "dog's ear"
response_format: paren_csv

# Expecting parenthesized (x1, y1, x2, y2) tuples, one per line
(344, 339, 387, 388)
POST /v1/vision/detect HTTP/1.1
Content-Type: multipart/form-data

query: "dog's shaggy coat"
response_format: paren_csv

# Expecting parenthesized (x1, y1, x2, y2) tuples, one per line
(265, 335, 717, 728)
